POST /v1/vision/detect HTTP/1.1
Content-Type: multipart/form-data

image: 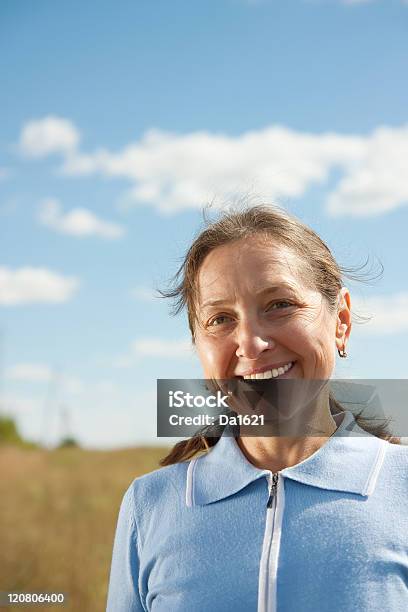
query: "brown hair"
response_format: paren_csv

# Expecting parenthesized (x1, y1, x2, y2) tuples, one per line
(159, 204, 399, 465)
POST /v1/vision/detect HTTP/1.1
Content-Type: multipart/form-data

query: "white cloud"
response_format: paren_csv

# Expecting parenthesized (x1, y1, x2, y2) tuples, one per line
(38, 198, 125, 239)
(19, 116, 80, 158)
(0, 393, 39, 418)
(352, 292, 408, 335)
(131, 338, 192, 357)
(60, 124, 408, 216)
(4, 363, 84, 396)
(61, 126, 366, 214)
(63, 376, 84, 395)
(5, 363, 52, 382)
(0, 266, 80, 305)
(327, 126, 408, 217)
(114, 337, 193, 367)
(22, 116, 408, 217)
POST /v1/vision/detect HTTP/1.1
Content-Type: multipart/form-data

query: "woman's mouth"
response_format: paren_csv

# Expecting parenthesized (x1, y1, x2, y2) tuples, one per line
(238, 361, 296, 380)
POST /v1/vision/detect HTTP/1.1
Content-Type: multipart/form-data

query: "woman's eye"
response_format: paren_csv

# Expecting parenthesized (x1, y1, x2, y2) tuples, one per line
(208, 315, 233, 327)
(267, 301, 293, 311)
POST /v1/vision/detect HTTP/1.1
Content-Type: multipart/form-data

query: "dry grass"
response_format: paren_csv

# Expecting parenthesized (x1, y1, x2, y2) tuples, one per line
(0, 444, 169, 612)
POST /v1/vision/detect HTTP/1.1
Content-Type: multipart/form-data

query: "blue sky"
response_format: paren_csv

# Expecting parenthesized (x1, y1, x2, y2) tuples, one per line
(1, 0, 408, 448)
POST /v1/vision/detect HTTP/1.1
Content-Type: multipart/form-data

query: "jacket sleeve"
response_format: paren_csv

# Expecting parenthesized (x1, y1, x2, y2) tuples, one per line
(106, 484, 145, 612)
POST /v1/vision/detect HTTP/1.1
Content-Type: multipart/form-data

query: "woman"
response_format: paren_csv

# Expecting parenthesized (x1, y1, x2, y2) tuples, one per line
(106, 205, 407, 612)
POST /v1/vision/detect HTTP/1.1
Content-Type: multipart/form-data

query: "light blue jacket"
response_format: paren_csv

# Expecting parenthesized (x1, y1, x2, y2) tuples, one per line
(106, 411, 408, 611)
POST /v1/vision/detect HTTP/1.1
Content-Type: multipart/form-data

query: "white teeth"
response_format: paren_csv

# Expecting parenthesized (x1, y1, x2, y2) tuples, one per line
(242, 362, 293, 380)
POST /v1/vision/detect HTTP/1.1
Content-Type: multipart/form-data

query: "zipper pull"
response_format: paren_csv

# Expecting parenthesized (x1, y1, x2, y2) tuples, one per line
(267, 473, 279, 508)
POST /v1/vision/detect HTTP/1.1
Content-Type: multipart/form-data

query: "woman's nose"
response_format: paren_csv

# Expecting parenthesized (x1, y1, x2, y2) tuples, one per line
(235, 319, 276, 360)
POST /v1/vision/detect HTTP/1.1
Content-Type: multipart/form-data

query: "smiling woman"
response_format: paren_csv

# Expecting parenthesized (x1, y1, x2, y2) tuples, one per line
(159, 204, 396, 465)
(106, 205, 408, 612)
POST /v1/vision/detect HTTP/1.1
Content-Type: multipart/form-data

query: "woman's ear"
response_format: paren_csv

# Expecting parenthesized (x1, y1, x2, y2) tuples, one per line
(335, 287, 352, 352)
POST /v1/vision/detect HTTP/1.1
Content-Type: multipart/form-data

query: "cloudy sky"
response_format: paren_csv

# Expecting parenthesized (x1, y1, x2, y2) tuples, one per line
(1, 0, 408, 448)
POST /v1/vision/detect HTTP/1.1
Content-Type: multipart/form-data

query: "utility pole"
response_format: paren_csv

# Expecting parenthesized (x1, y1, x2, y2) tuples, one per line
(41, 367, 61, 449)
(59, 403, 73, 445)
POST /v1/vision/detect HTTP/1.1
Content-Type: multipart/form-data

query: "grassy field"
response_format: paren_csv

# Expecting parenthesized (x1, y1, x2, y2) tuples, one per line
(0, 444, 169, 611)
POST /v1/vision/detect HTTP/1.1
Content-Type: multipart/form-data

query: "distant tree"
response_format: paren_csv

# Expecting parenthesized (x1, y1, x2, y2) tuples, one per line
(58, 436, 80, 449)
(0, 416, 39, 449)
(0, 416, 23, 444)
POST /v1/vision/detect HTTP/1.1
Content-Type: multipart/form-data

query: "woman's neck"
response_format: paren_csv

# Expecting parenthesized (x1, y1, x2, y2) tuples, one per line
(237, 403, 338, 473)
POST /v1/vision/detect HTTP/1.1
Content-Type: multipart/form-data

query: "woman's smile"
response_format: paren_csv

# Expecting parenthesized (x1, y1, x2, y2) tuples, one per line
(236, 360, 296, 379)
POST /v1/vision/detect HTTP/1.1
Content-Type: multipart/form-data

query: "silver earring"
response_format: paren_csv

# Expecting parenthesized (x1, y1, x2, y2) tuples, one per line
(338, 346, 348, 358)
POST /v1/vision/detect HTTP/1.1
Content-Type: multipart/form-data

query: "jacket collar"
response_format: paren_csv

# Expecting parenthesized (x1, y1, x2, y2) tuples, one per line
(185, 411, 388, 507)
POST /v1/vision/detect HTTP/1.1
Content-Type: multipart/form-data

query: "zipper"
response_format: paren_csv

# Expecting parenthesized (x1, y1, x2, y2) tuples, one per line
(258, 471, 284, 612)
(266, 472, 279, 508)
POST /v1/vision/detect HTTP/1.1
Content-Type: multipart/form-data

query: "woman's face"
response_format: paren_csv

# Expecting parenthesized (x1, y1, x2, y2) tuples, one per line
(194, 235, 351, 382)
